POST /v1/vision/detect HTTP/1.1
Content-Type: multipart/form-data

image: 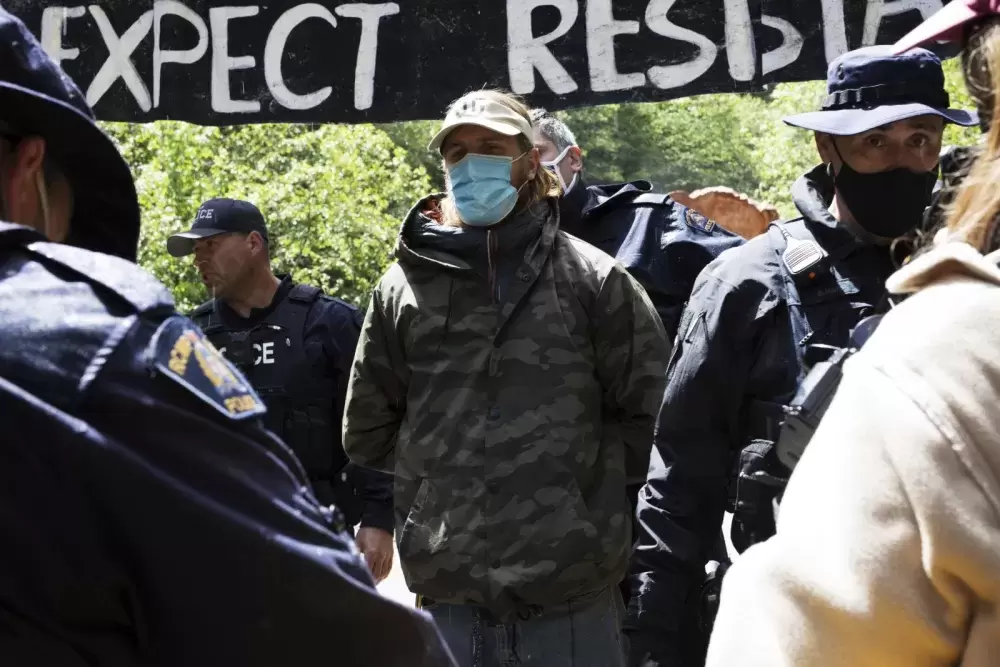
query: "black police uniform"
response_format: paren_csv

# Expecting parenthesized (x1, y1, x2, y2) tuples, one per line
(0, 224, 454, 666)
(557, 177, 745, 609)
(191, 275, 393, 534)
(558, 178, 746, 340)
(625, 165, 897, 666)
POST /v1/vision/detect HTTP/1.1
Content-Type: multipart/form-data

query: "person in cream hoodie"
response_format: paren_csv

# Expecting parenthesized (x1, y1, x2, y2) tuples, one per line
(705, 3, 1000, 665)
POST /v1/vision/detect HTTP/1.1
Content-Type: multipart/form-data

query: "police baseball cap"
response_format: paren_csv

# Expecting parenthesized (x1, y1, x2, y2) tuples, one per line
(428, 91, 534, 152)
(895, 0, 1000, 53)
(0, 8, 140, 261)
(783, 46, 977, 135)
(166, 198, 269, 258)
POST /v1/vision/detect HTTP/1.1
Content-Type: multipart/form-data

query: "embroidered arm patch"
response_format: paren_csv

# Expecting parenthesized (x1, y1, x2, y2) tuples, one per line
(150, 315, 266, 420)
(684, 208, 717, 234)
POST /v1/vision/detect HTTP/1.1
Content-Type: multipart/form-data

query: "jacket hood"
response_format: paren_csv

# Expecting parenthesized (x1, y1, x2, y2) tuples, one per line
(395, 193, 556, 275)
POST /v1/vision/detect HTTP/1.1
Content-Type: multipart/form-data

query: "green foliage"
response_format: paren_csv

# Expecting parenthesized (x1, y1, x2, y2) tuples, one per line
(942, 56, 982, 148)
(739, 81, 827, 218)
(101, 122, 431, 313)
(378, 120, 445, 192)
(556, 96, 760, 196)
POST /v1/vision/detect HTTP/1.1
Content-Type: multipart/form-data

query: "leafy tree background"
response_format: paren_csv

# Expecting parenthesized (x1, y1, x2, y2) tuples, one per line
(105, 59, 979, 311)
(103, 123, 429, 313)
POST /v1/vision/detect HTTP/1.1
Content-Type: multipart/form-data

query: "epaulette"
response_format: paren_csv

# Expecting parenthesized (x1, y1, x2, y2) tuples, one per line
(289, 284, 322, 303)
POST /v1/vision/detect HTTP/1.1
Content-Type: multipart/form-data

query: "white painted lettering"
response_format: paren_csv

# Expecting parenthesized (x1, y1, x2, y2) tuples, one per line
(265, 4, 337, 111)
(154, 0, 209, 108)
(260, 341, 275, 365)
(506, 0, 579, 95)
(723, 0, 755, 82)
(645, 0, 718, 89)
(86, 7, 154, 111)
(41, 6, 86, 65)
(587, 0, 644, 91)
(762, 15, 803, 75)
(335, 3, 400, 111)
(863, 0, 944, 46)
(820, 0, 848, 63)
(209, 5, 261, 114)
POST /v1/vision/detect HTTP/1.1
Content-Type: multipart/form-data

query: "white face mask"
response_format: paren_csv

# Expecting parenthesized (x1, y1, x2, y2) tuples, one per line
(541, 145, 579, 194)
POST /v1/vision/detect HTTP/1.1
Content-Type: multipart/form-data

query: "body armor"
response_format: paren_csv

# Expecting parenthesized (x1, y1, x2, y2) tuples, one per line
(192, 285, 351, 513)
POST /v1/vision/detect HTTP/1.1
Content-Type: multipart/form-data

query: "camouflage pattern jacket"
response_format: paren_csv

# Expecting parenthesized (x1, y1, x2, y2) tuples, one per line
(343, 194, 670, 620)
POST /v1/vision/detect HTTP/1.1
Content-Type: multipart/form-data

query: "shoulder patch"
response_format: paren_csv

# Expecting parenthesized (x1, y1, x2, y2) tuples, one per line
(684, 208, 716, 234)
(150, 316, 266, 421)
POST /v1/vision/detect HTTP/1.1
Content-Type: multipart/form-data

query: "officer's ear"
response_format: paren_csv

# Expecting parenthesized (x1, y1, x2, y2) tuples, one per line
(247, 231, 268, 258)
(815, 132, 836, 166)
(567, 146, 584, 174)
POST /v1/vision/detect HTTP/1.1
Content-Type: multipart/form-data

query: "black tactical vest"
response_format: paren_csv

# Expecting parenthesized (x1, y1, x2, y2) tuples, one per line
(192, 286, 348, 490)
(729, 220, 890, 552)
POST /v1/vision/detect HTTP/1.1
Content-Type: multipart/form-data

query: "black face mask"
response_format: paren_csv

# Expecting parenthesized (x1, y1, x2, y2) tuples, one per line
(832, 148, 938, 239)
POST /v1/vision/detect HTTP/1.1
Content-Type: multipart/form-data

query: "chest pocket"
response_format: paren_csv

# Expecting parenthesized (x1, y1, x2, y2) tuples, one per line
(785, 269, 877, 372)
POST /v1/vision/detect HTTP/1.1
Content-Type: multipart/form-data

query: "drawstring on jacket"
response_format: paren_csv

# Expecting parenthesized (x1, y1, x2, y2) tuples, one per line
(487, 228, 499, 304)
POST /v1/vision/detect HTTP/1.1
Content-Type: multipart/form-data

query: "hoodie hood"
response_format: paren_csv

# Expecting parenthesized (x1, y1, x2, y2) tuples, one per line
(395, 194, 558, 303)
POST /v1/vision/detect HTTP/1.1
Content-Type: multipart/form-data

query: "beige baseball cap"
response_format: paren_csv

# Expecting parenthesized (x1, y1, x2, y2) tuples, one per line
(428, 91, 534, 152)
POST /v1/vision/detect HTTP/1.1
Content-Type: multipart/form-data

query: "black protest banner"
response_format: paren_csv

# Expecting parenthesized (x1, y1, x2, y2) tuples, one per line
(7, 0, 955, 126)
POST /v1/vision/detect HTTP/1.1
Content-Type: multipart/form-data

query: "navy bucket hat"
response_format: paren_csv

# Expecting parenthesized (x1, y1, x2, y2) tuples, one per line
(784, 45, 978, 135)
(0, 8, 140, 261)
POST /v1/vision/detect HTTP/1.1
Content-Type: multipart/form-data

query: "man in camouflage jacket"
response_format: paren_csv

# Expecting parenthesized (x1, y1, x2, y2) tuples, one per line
(343, 90, 671, 667)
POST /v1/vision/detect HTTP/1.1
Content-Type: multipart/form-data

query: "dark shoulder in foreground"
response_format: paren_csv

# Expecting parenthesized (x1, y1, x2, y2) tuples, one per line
(0, 226, 457, 666)
(0, 227, 176, 409)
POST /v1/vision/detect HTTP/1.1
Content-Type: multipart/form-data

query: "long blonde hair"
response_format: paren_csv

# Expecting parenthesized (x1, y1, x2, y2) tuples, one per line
(440, 89, 561, 227)
(946, 19, 1000, 251)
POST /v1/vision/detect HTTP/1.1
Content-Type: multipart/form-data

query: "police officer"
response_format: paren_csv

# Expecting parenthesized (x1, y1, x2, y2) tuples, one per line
(625, 46, 977, 667)
(167, 199, 395, 582)
(530, 108, 746, 612)
(0, 10, 453, 665)
(530, 108, 745, 340)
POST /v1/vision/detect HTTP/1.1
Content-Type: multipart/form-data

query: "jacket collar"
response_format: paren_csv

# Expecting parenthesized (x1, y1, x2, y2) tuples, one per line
(581, 180, 654, 219)
(792, 165, 877, 263)
(395, 194, 559, 273)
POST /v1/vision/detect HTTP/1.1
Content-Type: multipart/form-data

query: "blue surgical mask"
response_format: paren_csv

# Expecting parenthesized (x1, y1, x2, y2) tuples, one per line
(448, 152, 529, 227)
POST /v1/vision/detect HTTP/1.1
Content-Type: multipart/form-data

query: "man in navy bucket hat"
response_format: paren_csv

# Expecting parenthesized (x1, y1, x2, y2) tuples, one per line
(625, 46, 976, 667)
(784, 46, 974, 137)
(0, 8, 456, 667)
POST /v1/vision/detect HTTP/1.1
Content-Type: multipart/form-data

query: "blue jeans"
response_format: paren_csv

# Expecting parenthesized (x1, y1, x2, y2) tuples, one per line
(424, 587, 626, 667)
